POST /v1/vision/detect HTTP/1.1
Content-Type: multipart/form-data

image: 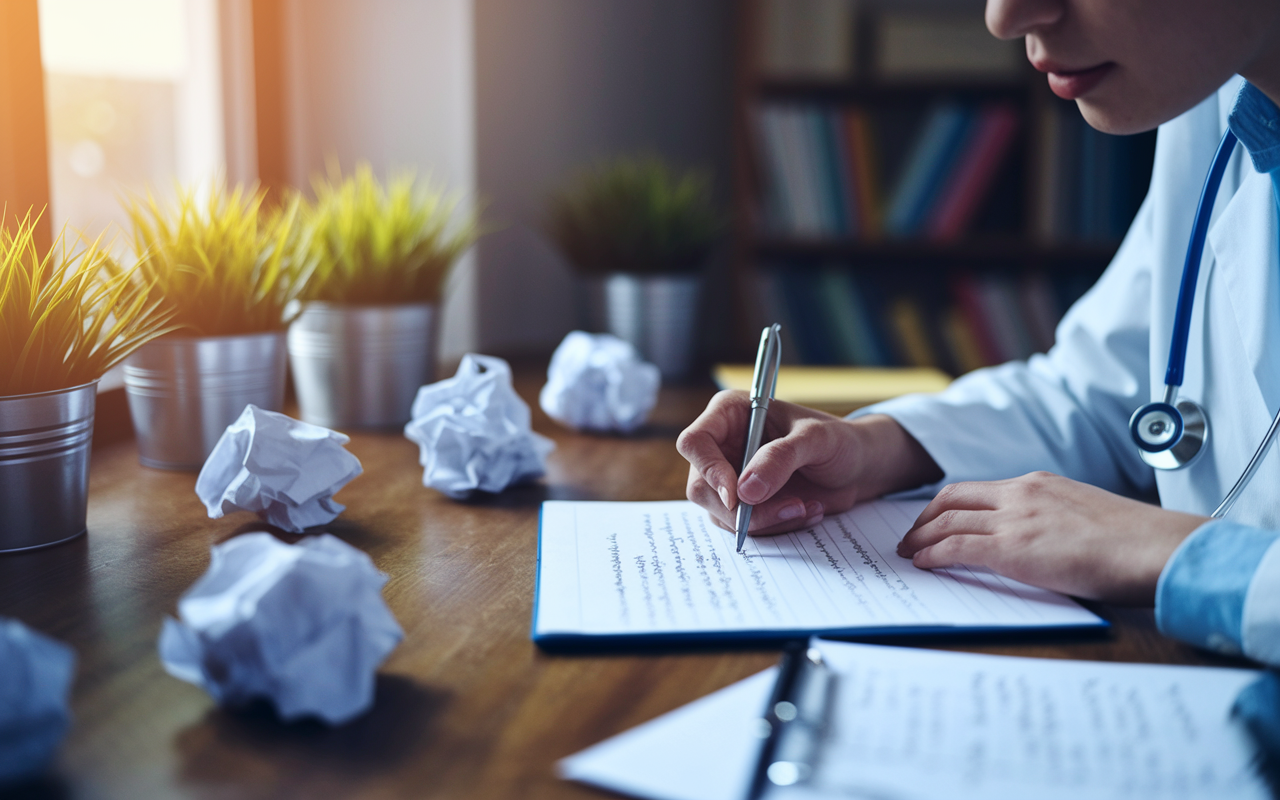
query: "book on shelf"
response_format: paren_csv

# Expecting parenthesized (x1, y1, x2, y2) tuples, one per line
(753, 99, 1023, 242)
(757, 0, 858, 81)
(884, 103, 971, 237)
(874, 11, 1022, 80)
(756, 265, 1095, 376)
(927, 104, 1020, 240)
(756, 3, 1021, 85)
(844, 109, 882, 234)
(1034, 100, 1156, 243)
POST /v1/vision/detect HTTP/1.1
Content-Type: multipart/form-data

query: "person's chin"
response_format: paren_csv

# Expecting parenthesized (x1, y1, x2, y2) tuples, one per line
(1074, 83, 1164, 135)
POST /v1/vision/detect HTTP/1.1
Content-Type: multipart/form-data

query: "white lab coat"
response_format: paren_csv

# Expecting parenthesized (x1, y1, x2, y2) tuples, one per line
(867, 77, 1280, 663)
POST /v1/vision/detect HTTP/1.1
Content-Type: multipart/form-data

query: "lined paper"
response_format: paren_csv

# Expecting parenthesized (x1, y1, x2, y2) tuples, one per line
(535, 499, 1102, 639)
(560, 641, 1266, 800)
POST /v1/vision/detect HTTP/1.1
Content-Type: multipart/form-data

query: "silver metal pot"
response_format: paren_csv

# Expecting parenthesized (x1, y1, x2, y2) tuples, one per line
(0, 382, 96, 553)
(287, 302, 436, 429)
(605, 273, 701, 380)
(124, 332, 287, 470)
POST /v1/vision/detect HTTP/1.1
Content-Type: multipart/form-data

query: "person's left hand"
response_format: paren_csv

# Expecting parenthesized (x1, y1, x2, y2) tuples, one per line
(896, 471, 1209, 605)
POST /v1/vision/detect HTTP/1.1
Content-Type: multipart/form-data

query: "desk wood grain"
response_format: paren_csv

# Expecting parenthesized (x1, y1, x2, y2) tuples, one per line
(0, 370, 1245, 800)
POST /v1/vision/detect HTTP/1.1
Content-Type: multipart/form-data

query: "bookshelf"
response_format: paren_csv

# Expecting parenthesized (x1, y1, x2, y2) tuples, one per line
(729, 0, 1157, 375)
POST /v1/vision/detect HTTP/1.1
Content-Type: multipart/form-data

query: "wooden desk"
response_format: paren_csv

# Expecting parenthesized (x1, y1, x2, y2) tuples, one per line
(0, 370, 1246, 800)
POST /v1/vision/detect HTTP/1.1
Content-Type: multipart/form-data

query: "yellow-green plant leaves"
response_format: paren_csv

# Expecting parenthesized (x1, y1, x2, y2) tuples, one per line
(123, 183, 315, 336)
(548, 156, 720, 276)
(300, 164, 478, 305)
(0, 211, 173, 396)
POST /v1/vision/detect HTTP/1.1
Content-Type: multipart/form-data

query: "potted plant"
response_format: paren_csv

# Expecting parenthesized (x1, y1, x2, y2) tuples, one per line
(548, 156, 720, 380)
(120, 182, 312, 470)
(0, 211, 171, 551)
(287, 163, 478, 429)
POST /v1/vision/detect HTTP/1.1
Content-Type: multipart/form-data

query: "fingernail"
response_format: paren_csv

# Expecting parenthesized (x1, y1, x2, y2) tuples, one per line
(718, 485, 733, 511)
(802, 501, 824, 528)
(739, 474, 767, 504)
(778, 502, 804, 521)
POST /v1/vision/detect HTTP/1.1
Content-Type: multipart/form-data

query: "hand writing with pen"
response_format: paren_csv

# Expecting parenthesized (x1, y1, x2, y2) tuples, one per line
(677, 392, 1206, 604)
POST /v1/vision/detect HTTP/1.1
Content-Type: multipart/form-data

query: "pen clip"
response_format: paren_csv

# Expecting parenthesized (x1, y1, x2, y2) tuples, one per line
(750, 324, 783, 403)
(747, 641, 836, 800)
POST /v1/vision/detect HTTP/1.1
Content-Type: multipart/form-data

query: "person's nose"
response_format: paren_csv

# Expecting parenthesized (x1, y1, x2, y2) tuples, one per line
(986, 0, 1064, 39)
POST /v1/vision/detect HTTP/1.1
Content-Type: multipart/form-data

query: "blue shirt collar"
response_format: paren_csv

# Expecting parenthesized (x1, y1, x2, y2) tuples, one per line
(1229, 81, 1280, 173)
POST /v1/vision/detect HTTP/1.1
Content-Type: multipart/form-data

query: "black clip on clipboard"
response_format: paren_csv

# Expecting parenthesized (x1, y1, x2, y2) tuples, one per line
(747, 639, 837, 800)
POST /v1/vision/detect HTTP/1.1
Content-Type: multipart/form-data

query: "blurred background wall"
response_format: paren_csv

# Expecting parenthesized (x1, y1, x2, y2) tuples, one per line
(249, 0, 735, 361)
(277, 0, 478, 360)
(473, 0, 735, 357)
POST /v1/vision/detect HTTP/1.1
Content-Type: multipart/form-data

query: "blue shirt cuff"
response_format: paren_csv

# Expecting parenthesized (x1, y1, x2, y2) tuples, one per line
(1156, 519, 1280, 656)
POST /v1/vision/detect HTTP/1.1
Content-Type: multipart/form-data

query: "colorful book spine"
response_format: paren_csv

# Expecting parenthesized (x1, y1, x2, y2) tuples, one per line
(844, 272, 891, 366)
(885, 297, 939, 368)
(754, 270, 802, 364)
(816, 268, 864, 364)
(822, 110, 859, 236)
(778, 269, 836, 364)
(781, 106, 826, 236)
(754, 107, 797, 233)
(811, 110, 851, 236)
(951, 275, 1003, 366)
(926, 104, 1020, 241)
(815, 268, 891, 366)
(940, 307, 987, 374)
(843, 109, 882, 237)
(884, 103, 969, 237)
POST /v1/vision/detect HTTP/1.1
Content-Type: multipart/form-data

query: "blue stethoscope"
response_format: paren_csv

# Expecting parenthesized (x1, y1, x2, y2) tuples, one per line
(1129, 129, 1280, 518)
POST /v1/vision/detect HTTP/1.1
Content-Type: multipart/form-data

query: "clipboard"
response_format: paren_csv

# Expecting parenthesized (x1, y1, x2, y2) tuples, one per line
(531, 499, 1108, 651)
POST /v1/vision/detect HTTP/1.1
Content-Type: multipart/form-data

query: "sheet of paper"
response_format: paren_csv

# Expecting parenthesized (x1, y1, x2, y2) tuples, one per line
(559, 668, 773, 800)
(535, 499, 1102, 639)
(560, 640, 1267, 800)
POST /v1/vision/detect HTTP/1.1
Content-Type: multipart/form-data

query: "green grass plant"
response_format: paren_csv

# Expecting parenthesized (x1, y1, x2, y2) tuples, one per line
(548, 156, 720, 276)
(300, 163, 478, 305)
(0, 210, 173, 396)
(123, 182, 312, 336)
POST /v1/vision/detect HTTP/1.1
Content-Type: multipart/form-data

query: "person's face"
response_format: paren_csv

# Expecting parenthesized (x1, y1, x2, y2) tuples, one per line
(986, 0, 1280, 134)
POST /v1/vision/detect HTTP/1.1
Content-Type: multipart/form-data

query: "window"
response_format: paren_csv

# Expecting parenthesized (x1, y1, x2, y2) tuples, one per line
(38, 0, 233, 239)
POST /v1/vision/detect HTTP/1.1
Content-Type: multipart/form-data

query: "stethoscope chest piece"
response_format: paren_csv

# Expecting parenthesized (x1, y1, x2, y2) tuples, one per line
(1130, 399, 1209, 470)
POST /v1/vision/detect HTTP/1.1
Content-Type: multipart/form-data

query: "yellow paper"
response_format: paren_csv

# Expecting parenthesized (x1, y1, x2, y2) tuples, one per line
(711, 364, 951, 415)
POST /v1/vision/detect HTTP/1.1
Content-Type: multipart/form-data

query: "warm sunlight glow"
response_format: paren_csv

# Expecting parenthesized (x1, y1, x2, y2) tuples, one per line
(38, 0, 187, 82)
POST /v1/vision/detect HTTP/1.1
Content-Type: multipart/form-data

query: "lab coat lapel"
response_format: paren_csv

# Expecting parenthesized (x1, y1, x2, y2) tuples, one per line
(1208, 171, 1280, 414)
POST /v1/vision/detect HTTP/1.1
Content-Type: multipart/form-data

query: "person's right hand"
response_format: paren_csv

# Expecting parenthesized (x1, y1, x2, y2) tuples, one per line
(676, 391, 942, 536)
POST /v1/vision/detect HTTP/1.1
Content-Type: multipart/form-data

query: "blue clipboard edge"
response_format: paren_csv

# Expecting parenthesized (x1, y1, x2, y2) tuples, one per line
(532, 621, 1112, 654)
(530, 502, 1111, 654)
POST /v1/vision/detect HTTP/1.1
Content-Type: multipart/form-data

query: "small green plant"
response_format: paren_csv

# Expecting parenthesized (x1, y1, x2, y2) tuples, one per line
(300, 163, 478, 305)
(0, 210, 173, 396)
(548, 156, 720, 276)
(122, 182, 312, 337)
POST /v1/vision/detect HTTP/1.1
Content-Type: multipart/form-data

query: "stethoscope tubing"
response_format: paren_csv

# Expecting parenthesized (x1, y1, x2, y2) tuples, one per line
(1214, 405, 1280, 518)
(1142, 127, 1280, 518)
(1164, 129, 1239, 390)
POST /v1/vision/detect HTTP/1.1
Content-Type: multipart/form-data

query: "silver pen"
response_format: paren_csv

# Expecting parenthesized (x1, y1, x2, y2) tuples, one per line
(736, 324, 783, 553)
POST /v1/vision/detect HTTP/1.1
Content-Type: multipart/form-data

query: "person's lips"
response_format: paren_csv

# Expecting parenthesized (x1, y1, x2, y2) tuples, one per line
(1037, 61, 1116, 100)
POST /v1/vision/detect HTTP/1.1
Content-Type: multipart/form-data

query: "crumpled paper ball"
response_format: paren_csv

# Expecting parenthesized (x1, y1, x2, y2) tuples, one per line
(0, 618, 75, 784)
(195, 405, 363, 533)
(158, 532, 403, 726)
(403, 354, 555, 499)
(539, 331, 661, 433)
